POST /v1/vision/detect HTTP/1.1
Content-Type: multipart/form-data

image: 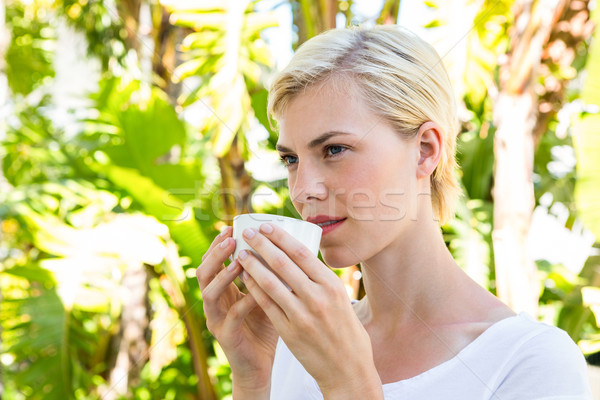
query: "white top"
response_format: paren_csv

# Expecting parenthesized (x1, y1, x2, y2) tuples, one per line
(269, 313, 592, 399)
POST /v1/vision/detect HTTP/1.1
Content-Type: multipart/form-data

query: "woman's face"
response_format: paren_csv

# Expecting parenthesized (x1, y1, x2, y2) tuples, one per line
(276, 81, 427, 268)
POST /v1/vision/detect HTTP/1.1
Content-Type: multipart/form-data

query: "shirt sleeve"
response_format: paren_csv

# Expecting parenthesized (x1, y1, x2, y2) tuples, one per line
(491, 326, 593, 400)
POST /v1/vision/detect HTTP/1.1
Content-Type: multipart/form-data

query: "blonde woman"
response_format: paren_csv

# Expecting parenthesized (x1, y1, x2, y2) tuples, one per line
(197, 25, 591, 399)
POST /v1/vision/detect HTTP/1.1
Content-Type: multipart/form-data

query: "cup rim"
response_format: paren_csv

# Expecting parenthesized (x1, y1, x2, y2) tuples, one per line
(233, 213, 321, 230)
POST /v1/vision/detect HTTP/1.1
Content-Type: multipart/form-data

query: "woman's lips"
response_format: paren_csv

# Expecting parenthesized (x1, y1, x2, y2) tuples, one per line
(306, 216, 347, 235)
(318, 218, 345, 235)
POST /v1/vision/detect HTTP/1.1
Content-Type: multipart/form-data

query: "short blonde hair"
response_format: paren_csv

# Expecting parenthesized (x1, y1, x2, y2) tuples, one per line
(267, 25, 461, 224)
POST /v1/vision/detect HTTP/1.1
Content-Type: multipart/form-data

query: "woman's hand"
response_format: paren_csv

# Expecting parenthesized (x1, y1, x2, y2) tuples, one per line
(237, 223, 383, 399)
(196, 226, 278, 396)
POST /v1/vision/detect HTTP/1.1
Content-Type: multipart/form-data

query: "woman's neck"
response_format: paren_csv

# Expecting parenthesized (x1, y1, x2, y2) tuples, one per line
(357, 216, 461, 332)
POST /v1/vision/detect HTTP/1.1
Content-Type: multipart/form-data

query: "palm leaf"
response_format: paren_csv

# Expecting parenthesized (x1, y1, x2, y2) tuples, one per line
(1, 268, 71, 400)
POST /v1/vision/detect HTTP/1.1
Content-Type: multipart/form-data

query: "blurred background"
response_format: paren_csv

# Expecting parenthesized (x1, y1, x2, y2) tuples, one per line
(1, 0, 599, 398)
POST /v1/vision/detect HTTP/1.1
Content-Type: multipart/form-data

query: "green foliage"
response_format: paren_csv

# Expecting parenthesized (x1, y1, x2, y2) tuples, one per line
(466, 0, 512, 107)
(56, 0, 128, 69)
(533, 129, 577, 211)
(456, 99, 495, 201)
(443, 183, 494, 291)
(1, 95, 84, 186)
(537, 256, 600, 356)
(167, 0, 277, 157)
(573, 113, 600, 238)
(0, 183, 124, 399)
(573, 6, 600, 239)
(83, 76, 214, 266)
(0, 2, 280, 397)
(4, 0, 55, 95)
(1, 269, 72, 400)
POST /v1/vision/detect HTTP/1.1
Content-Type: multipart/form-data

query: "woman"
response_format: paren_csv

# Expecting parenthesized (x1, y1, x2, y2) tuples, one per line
(197, 25, 591, 399)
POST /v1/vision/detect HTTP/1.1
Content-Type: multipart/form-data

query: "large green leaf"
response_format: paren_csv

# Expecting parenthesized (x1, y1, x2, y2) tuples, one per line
(99, 164, 209, 267)
(457, 128, 495, 200)
(1, 269, 71, 400)
(115, 89, 187, 171)
(89, 78, 206, 202)
(573, 9, 600, 240)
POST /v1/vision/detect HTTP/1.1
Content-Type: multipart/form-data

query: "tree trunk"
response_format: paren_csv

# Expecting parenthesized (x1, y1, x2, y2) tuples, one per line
(319, 0, 337, 30)
(160, 273, 217, 400)
(161, 241, 217, 400)
(492, 0, 573, 314)
(532, 0, 593, 147)
(219, 134, 253, 224)
(296, 0, 338, 45)
(492, 91, 539, 314)
(105, 265, 150, 399)
(378, 0, 401, 25)
(152, 5, 188, 103)
(117, 0, 142, 56)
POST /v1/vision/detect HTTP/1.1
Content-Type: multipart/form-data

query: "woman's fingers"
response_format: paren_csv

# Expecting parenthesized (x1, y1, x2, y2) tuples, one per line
(261, 223, 334, 282)
(197, 233, 236, 291)
(202, 260, 242, 306)
(239, 227, 313, 295)
(202, 226, 232, 262)
(238, 254, 289, 323)
(221, 293, 259, 333)
(247, 223, 335, 284)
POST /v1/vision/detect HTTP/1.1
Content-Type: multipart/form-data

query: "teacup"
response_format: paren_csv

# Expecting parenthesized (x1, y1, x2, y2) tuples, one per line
(232, 213, 322, 262)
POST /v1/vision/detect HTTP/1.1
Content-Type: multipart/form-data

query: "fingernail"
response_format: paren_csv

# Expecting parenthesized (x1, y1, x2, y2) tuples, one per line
(243, 271, 250, 281)
(243, 228, 256, 239)
(238, 250, 248, 260)
(260, 223, 273, 234)
(220, 238, 230, 248)
(227, 260, 238, 272)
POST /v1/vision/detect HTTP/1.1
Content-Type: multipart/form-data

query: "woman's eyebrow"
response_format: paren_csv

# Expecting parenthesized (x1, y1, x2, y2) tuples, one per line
(276, 131, 354, 153)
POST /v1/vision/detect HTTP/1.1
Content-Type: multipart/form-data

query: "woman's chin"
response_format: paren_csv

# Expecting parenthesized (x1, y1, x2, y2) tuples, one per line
(320, 249, 361, 269)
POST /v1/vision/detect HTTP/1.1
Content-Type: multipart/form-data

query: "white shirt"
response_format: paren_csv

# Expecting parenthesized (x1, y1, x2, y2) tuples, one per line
(269, 313, 592, 399)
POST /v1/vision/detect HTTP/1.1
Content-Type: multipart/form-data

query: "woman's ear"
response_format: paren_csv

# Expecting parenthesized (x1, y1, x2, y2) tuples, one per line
(416, 121, 443, 180)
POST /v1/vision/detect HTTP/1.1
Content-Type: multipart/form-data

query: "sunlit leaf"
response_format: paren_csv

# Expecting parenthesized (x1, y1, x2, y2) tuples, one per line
(173, 55, 223, 82)
(99, 164, 209, 267)
(423, 19, 442, 28)
(243, 11, 279, 36)
(210, 74, 248, 157)
(181, 31, 224, 51)
(161, 0, 226, 12)
(169, 12, 227, 30)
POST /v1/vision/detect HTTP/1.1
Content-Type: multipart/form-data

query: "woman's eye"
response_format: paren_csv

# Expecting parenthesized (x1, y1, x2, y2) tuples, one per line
(280, 155, 298, 167)
(326, 145, 347, 157)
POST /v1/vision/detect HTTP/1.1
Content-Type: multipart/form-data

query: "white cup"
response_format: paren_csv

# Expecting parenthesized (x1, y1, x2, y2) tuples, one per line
(232, 213, 322, 263)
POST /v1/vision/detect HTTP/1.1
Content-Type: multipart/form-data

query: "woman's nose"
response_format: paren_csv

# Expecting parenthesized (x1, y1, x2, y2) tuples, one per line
(289, 163, 328, 203)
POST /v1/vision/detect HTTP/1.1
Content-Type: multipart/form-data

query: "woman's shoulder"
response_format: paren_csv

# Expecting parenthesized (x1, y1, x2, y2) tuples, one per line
(474, 313, 590, 388)
(495, 312, 586, 363)
(473, 312, 580, 354)
(380, 313, 592, 398)
(486, 313, 593, 398)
